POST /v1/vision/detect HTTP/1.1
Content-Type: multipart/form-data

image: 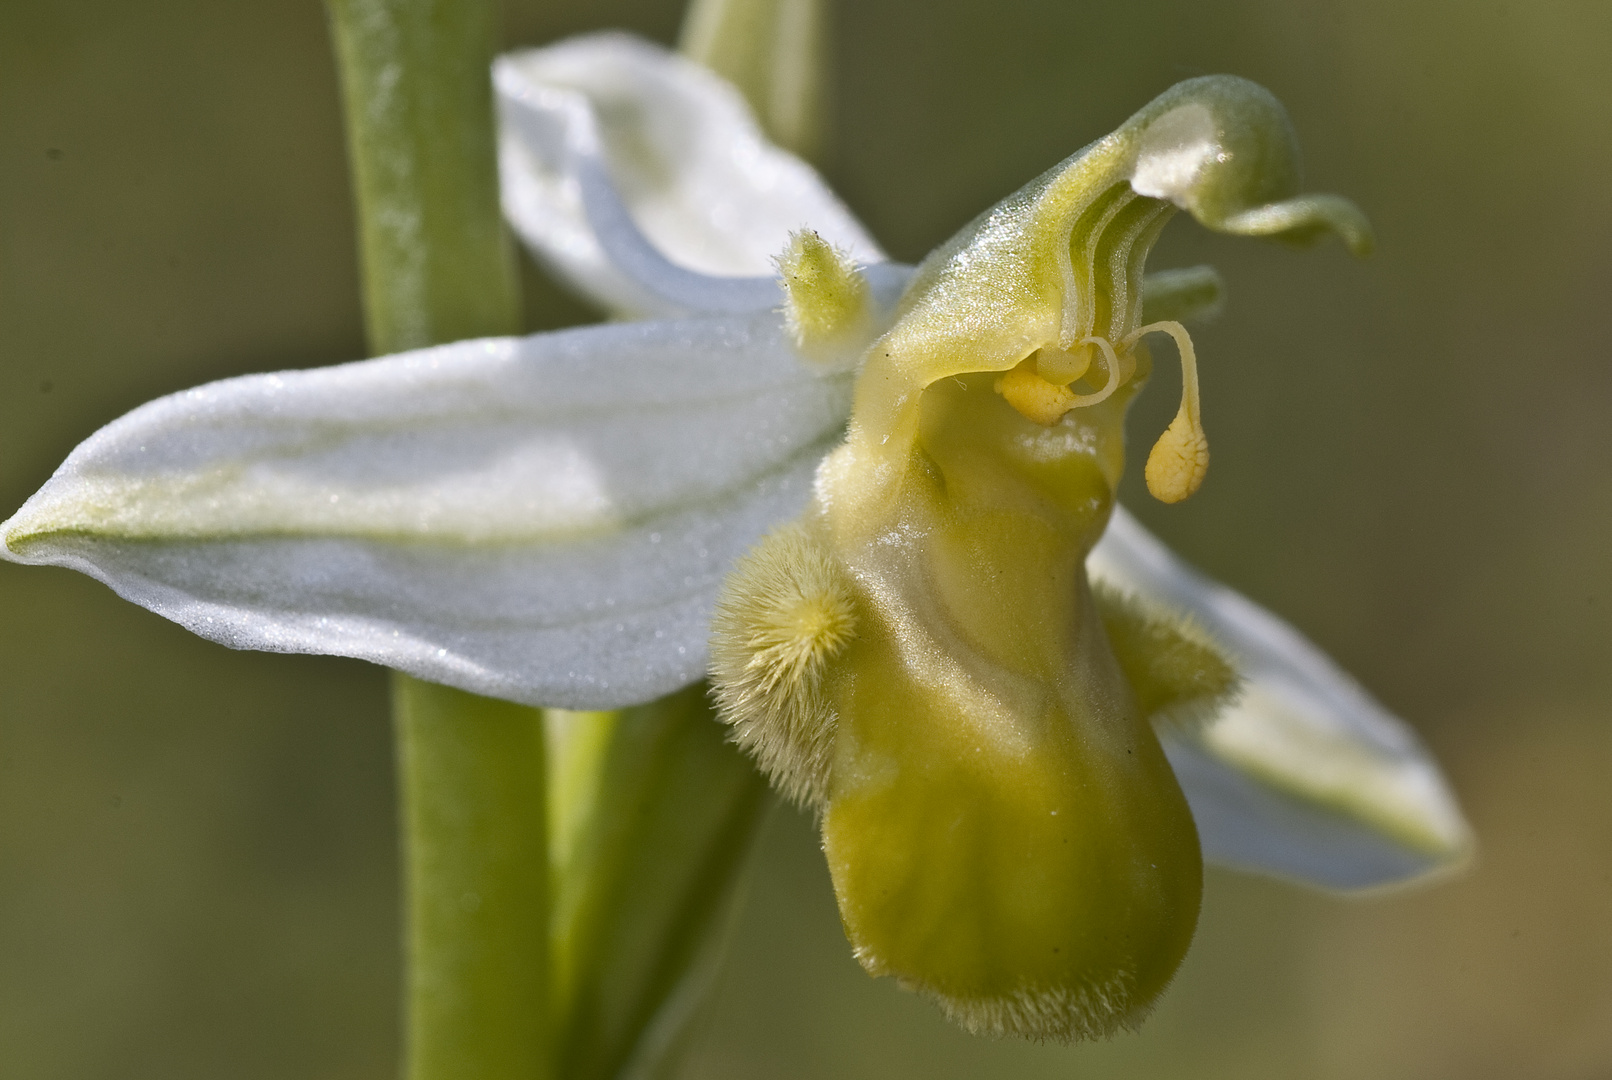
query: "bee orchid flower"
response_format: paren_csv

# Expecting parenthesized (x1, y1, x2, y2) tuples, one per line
(0, 32, 1469, 1042)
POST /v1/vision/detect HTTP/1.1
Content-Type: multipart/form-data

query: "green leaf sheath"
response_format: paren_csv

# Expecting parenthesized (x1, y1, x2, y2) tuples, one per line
(393, 675, 552, 1080)
(548, 686, 769, 1080)
(326, 0, 521, 356)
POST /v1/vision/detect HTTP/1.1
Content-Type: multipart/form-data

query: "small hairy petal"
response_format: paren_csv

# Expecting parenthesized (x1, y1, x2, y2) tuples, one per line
(1094, 581, 1240, 731)
(709, 523, 854, 809)
(494, 33, 886, 318)
(1, 312, 849, 709)
(776, 229, 874, 367)
(1089, 506, 1473, 891)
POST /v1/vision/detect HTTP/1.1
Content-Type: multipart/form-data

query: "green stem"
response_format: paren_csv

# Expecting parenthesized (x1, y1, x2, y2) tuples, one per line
(326, 0, 521, 355)
(324, 3, 538, 1078)
(394, 676, 551, 1080)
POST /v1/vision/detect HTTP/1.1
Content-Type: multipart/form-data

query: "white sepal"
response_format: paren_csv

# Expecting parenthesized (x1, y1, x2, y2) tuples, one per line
(1090, 506, 1473, 891)
(495, 33, 887, 318)
(1, 313, 850, 709)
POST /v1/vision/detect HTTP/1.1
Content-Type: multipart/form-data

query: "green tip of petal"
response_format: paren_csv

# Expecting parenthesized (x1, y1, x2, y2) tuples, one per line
(1126, 75, 1374, 256)
(1219, 193, 1375, 256)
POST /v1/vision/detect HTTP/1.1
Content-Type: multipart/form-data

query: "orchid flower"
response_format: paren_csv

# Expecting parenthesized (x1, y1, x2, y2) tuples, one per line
(0, 32, 1469, 1042)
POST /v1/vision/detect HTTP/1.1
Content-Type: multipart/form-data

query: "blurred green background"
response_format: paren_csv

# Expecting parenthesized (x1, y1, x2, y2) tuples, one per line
(2, 0, 1609, 1077)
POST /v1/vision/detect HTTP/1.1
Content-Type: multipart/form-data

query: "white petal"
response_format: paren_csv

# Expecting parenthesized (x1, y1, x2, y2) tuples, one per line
(1090, 506, 1473, 891)
(1, 313, 850, 710)
(494, 33, 889, 318)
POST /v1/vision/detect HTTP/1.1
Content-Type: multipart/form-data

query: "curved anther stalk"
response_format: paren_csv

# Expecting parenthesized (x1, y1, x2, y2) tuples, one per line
(1126, 320, 1208, 503)
(1068, 336, 1126, 407)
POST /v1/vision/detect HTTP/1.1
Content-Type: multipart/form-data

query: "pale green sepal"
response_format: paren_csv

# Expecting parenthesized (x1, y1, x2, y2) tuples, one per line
(547, 685, 768, 1080)
(1089, 507, 1474, 891)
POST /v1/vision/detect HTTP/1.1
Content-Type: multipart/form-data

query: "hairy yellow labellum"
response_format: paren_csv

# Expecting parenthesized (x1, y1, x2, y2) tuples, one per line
(817, 375, 1202, 1040)
(711, 75, 1370, 1042)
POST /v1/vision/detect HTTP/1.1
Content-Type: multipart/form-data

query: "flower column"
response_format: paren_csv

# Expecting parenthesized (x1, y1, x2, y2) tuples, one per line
(324, 3, 547, 1079)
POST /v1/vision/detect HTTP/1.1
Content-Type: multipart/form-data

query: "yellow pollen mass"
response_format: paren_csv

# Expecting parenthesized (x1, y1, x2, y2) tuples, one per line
(1127, 321, 1209, 503)
(994, 360, 1079, 426)
(995, 336, 1132, 426)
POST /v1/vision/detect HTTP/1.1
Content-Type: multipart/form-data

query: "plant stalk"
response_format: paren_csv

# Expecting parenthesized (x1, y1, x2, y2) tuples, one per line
(324, 3, 542, 1078)
(393, 677, 551, 1080)
(327, 0, 521, 355)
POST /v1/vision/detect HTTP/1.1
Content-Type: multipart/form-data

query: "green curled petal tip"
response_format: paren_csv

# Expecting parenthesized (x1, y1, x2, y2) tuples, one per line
(1124, 75, 1374, 256)
(1218, 193, 1374, 256)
